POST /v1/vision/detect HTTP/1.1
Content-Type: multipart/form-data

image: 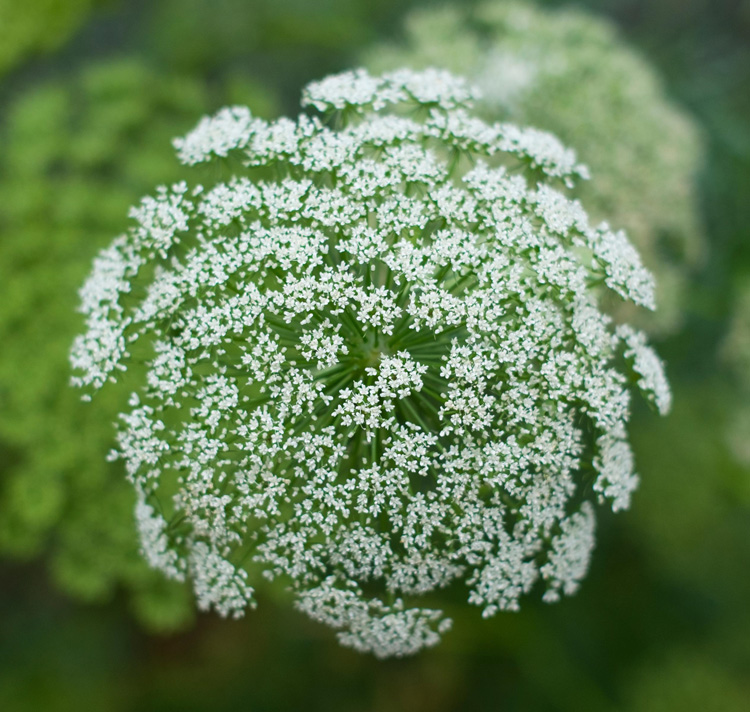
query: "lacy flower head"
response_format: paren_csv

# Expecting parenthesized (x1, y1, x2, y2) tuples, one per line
(363, 0, 705, 335)
(71, 68, 671, 658)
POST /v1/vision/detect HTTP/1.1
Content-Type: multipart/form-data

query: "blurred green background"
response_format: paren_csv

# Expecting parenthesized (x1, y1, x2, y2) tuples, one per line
(1, 0, 749, 710)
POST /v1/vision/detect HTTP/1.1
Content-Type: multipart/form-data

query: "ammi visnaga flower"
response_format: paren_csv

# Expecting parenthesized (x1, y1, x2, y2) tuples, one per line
(71, 69, 671, 658)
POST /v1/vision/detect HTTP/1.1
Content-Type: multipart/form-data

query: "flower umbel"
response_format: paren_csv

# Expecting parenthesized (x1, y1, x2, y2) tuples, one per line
(71, 68, 670, 658)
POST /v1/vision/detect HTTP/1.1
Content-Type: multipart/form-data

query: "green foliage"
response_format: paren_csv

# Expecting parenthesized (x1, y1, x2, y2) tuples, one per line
(623, 647, 750, 712)
(0, 57, 277, 631)
(723, 282, 750, 465)
(146, 0, 384, 63)
(142, 0, 425, 102)
(0, 0, 98, 77)
(628, 380, 750, 592)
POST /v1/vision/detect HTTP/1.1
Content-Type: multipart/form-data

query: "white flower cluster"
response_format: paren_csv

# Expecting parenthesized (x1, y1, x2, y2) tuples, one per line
(362, 1, 705, 334)
(71, 68, 670, 658)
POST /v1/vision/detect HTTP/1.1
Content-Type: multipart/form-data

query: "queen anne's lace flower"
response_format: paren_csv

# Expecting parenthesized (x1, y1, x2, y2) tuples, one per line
(72, 68, 670, 658)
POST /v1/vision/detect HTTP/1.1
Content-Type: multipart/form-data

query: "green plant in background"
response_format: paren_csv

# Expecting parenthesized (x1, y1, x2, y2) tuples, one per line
(72, 68, 670, 657)
(722, 282, 750, 466)
(0, 0, 99, 77)
(363, 0, 706, 335)
(143, 0, 410, 79)
(622, 646, 750, 712)
(145, 0, 368, 73)
(0, 57, 276, 631)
